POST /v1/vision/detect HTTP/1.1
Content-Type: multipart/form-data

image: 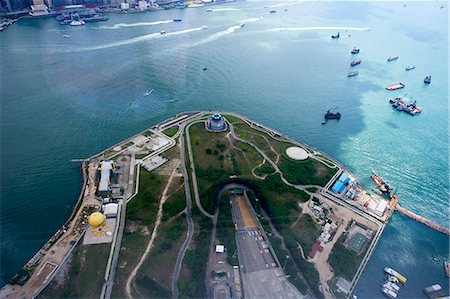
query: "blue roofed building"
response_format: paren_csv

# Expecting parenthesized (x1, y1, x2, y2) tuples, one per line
(206, 113, 227, 132)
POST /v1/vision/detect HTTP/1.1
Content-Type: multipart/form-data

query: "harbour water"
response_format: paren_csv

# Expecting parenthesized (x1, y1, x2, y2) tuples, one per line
(0, 1, 448, 297)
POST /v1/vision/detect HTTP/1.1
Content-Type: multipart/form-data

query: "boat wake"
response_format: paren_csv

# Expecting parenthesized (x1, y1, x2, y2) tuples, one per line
(99, 20, 173, 29)
(240, 16, 264, 23)
(266, 1, 302, 8)
(75, 26, 207, 51)
(209, 8, 240, 12)
(267, 26, 371, 32)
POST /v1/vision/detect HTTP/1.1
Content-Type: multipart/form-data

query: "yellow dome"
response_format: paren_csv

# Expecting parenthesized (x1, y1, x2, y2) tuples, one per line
(88, 212, 105, 227)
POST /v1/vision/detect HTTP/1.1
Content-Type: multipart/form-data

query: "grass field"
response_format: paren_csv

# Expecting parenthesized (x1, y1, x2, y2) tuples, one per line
(162, 127, 179, 138)
(328, 234, 362, 281)
(38, 243, 111, 299)
(112, 169, 169, 298)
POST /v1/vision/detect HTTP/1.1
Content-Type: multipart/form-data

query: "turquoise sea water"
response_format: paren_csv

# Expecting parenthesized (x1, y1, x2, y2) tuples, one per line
(1, 1, 448, 297)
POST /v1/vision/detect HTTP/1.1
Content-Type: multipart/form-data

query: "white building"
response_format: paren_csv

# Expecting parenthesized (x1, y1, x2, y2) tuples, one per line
(103, 203, 119, 218)
(29, 4, 49, 16)
(98, 161, 114, 193)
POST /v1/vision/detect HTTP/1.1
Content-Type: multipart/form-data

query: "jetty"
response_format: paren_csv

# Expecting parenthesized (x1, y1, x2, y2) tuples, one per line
(396, 204, 450, 236)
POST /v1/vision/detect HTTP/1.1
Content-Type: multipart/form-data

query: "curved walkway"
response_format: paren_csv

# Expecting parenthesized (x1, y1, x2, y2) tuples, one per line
(171, 130, 195, 299)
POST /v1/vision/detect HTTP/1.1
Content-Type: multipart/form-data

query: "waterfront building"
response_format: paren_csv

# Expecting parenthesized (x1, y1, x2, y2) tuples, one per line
(206, 113, 227, 131)
(98, 160, 115, 194)
(103, 203, 118, 218)
(29, 3, 49, 15)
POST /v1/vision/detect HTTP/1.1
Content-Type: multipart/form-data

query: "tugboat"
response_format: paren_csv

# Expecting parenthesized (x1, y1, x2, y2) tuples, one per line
(424, 75, 431, 84)
(351, 59, 361, 66)
(347, 71, 358, 77)
(371, 171, 394, 194)
(405, 65, 415, 71)
(324, 109, 341, 120)
(387, 56, 399, 62)
(173, 18, 182, 22)
(351, 47, 360, 54)
(331, 32, 340, 39)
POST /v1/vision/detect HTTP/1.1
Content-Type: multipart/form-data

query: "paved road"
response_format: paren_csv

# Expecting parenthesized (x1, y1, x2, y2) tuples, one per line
(171, 129, 195, 299)
(184, 120, 215, 219)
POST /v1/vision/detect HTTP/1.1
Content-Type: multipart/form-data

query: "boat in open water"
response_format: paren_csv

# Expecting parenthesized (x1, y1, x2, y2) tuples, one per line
(389, 97, 422, 115)
(347, 71, 358, 77)
(405, 65, 415, 71)
(387, 56, 399, 62)
(385, 82, 405, 90)
(331, 32, 340, 39)
(351, 59, 361, 67)
(424, 75, 431, 84)
(351, 47, 360, 54)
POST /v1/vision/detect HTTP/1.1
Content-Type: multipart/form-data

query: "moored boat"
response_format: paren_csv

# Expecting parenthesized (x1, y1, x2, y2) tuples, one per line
(350, 59, 361, 66)
(405, 65, 415, 71)
(347, 71, 358, 77)
(381, 287, 398, 299)
(424, 75, 431, 84)
(387, 56, 399, 62)
(384, 267, 407, 284)
(70, 20, 85, 26)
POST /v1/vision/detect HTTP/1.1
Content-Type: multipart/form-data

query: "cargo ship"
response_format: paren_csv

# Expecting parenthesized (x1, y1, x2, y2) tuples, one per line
(385, 82, 405, 90)
(351, 59, 361, 66)
(384, 267, 407, 284)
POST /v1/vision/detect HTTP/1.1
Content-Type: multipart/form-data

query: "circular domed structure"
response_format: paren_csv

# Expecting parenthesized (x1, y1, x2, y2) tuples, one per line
(88, 212, 105, 227)
(286, 147, 309, 161)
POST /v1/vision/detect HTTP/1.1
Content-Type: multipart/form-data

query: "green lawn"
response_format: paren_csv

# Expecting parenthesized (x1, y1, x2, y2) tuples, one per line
(38, 243, 110, 299)
(329, 234, 362, 281)
(162, 127, 179, 137)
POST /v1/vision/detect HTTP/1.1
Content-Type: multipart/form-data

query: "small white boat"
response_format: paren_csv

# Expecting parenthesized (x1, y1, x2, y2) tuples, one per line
(143, 89, 154, 96)
(206, 8, 213, 12)
(70, 20, 85, 26)
(381, 287, 397, 298)
(383, 282, 400, 292)
(405, 65, 415, 71)
(62, 34, 70, 38)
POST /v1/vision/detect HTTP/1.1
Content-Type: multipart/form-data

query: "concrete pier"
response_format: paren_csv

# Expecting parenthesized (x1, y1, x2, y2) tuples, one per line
(396, 204, 450, 236)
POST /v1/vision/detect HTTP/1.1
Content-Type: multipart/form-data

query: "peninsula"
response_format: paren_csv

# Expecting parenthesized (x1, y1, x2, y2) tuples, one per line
(2, 111, 443, 299)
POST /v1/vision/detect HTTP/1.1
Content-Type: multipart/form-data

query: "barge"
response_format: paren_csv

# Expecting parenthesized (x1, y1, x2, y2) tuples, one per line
(385, 83, 405, 90)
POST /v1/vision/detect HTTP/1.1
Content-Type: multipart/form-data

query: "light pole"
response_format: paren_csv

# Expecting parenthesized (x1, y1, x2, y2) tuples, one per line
(283, 255, 289, 271)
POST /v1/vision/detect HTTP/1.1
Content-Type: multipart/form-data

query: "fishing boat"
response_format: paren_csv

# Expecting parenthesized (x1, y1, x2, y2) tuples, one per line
(331, 32, 340, 39)
(350, 59, 361, 67)
(405, 65, 415, 71)
(269, 10, 276, 13)
(384, 267, 407, 284)
(424, 75, 431, 84)
(347, 71, 358, 77)
(173, 18, 182, 22)
(351, 47, 360, 54)
(387, 56, 399, 62)
(385, 82, 405, 90)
